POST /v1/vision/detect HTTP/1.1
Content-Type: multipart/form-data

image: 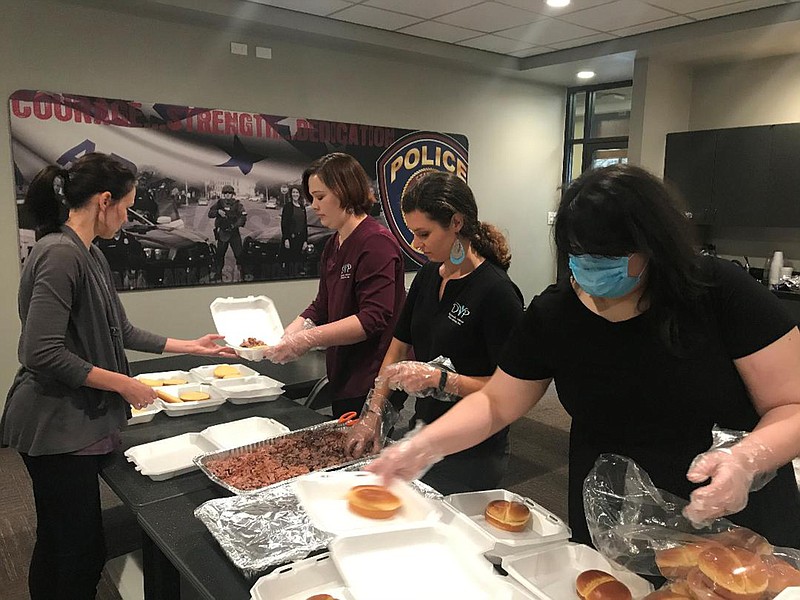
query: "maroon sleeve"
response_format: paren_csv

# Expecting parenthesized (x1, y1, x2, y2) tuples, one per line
(300, 239, 332, 325)
(352, 233, 402, 338)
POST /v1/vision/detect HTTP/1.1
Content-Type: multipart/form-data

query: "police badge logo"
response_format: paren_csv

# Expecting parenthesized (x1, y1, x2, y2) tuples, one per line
(376, 131, 469, 265)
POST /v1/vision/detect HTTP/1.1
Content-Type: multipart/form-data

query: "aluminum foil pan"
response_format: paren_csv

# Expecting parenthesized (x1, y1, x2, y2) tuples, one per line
(194, 463, 442, 577)
(193, 420, 376, 495)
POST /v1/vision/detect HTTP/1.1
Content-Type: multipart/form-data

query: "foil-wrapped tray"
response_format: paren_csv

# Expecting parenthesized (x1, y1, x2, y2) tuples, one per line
(193, 420, 374, 495)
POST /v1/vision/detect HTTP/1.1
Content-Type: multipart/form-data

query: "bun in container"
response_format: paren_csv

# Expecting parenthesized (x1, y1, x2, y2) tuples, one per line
(576, 570, 632, 600)
(346, 485, 401, 520)
(484, 499, 531, 532)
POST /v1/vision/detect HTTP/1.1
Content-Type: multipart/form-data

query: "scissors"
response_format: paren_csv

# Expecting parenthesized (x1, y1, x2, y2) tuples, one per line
(337, 411, 359, 427)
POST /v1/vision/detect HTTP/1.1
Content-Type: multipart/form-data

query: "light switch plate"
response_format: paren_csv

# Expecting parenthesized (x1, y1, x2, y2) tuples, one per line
(230, 42, 248, 56)
(256, 46, 272, 59)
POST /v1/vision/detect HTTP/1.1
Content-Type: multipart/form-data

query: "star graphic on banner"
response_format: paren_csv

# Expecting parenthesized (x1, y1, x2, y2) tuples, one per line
(215, 135, 266, 175)
(273, 117, 310, 138)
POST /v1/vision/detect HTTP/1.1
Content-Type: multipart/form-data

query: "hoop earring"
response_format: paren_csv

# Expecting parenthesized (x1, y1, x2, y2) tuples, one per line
(450, 238, 465, 265)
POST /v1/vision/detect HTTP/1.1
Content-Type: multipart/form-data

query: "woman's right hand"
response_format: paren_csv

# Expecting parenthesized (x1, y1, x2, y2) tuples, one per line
(366, 424, 443, 484)
(119, 377, 158, 410)
(345, 411, 382, 458)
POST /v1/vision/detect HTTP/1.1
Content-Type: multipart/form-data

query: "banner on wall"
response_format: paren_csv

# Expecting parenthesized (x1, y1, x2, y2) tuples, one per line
(8, 90, 468, 291)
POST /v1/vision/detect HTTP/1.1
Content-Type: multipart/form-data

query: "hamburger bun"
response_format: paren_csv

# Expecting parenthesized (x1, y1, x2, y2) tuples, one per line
(346, 485, 401, 520)
(576, 570, 618, 599)
(586, 581, 632, 600)
(161, 378, 187, 386)
(709, 528, 773, 556)
(643, 582, 693, 600)
(156, 390, 182, 403)
(213, 365, 240, 378)
(139, 378, 163, 387)
(484, 499, 531, 533)
(656, 542, 715, 579)
(686, 567, 729, 600)
(305, 595, 338, 600)
(697, 545, 769, 600)
(763, 555, 800, 596)
(179, 391, 211, 402)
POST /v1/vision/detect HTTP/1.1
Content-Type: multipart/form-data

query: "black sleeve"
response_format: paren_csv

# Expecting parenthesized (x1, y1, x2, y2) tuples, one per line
(708, 258, 796, 359)
(393, 265, 426, 344)
(498, 297, 555, 381)
(480, 280, 524, 368)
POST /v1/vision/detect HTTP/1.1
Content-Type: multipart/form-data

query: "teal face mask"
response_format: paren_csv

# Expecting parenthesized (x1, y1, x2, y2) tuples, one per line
(568, 254, 641, 298)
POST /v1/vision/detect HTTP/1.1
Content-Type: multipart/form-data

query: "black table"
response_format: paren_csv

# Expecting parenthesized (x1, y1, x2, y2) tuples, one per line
(129, 351, 327, 399)
(100, 354, 329, 600)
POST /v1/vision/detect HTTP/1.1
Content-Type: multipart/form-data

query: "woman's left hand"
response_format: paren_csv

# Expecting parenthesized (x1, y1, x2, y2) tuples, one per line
(184, 334, 238, 357)
(683, 449, 757, 527)
(380, 361, 441, 397)
(263, 329, 321, 364)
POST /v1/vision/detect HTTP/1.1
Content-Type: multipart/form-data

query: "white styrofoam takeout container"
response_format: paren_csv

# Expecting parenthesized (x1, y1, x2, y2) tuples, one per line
(200, 417, 289, 450)
(775, 587, 800, 600)
(154, 383, 226, 417)
(189, 363, 259, 383)
(444, 489, 570, 561)
(124, 432, 219, 481)
(293, 471, 440, 536)
(331, 522, 510, 600)
(134, 370, 194, 386)
(249, 553, 355, 600)
(501, 542, 653, 600)
(127, 402, 162, 425)
(209, 375, 284, 404)
(210, 296, 284, 362)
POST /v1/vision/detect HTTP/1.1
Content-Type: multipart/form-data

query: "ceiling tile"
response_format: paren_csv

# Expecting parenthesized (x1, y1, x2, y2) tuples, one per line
(559, 0, 675, 31)
(437, 2, 544, 32)
(397, 20, 481, 42)
(641, 0, 737, 15)
(498, 17, 599, 44)
(249, 0, 354, 16)
(611, 14, 692, 36)
(329, 4, 424, 29)
(457, 33, 538, 52)
(688, 0, 785, 20)
(364, 0, 484, 20)
(547, 31, 616, 49)
(499, 0, 616, 15)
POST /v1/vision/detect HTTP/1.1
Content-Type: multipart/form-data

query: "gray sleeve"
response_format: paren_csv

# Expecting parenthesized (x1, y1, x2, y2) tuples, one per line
(20, 246, 93, 389)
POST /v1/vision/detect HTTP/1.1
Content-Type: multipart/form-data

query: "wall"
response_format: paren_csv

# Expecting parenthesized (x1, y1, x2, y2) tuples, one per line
(689, 54, 800, 270)
(0, 0, 565, 408)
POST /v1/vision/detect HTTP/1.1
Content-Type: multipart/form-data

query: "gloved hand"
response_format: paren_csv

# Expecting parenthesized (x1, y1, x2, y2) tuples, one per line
(683, 442, 775, 527)
(263, 327, 323, 364)
(365, 423, 443, 484)
(345, 391, 400, 458)
(380, 361, 459, 398)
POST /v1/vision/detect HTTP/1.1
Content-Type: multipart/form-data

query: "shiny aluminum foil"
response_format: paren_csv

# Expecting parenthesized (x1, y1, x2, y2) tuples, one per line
(194, 462, 442, 577)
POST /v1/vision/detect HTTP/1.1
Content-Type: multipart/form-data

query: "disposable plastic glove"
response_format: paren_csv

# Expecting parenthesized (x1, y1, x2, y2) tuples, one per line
(345, 392, 400, 458)
(263, 327, 323, 364)
(381, 361, 460, 399)
(683, 441, 775, 527)
(366, 423, 443, 483)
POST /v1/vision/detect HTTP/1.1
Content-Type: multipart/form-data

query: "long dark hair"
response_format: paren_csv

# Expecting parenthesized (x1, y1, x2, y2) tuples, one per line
(26, 153, 136, 239)
(554, 164, 706, 349)
(401, 171, 512, 270)
(302, 153, 374, 215)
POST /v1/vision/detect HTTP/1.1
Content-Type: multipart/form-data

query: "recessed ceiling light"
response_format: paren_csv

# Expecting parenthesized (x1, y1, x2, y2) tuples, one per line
(577, 70, 596, 79)
(546, 0, 571, 7)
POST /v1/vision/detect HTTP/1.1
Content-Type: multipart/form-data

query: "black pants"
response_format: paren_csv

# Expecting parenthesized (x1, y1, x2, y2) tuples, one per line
(214, 230, 243, 277)
(21, 452, 107, 600)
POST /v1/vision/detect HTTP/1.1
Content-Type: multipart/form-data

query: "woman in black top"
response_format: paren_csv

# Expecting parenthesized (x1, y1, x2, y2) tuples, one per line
(347, 171, 524, 494)
(281, 186, 308, 276)
(368, 164, 800, 548)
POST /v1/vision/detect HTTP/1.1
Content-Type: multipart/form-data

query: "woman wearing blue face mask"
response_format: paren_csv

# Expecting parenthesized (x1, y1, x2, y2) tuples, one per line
(367, 164, 800, 550)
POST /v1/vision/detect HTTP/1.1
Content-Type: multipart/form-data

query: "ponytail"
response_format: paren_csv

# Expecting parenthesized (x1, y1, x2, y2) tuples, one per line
(24, 153, 136, 240)
(472, 221, 511, 271)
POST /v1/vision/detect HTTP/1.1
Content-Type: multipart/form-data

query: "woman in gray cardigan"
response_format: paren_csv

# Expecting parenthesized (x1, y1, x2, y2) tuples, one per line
(2, 153, 234, 600)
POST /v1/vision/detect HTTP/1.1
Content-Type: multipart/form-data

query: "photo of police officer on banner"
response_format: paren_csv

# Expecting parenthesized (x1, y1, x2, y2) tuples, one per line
(208, 185, 247, 282)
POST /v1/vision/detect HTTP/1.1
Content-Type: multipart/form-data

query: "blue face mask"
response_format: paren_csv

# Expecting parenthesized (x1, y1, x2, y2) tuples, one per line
(568, 254, 641, 298)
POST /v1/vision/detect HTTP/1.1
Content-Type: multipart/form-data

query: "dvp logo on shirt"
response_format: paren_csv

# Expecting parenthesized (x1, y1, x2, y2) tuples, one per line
(340, 264, 352, 279)
(448, 302, 470, 325)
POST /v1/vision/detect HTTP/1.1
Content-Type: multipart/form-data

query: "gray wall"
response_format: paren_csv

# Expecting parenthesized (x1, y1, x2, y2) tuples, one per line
(0, 0, 566, 410)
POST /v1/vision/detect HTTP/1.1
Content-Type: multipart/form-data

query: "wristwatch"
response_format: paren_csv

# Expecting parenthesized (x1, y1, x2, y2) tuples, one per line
(438, 369, 448, 394)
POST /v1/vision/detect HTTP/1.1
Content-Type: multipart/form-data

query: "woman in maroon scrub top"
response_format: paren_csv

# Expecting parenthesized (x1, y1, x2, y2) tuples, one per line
(265, 153, 405, 418)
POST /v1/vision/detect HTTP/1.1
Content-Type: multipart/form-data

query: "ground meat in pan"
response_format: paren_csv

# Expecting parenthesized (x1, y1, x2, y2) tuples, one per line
(204, 428, 350, 490)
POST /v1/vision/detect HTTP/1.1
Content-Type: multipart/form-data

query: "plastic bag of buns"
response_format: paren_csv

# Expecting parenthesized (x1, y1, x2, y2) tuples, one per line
(583, 453, 800, 599)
